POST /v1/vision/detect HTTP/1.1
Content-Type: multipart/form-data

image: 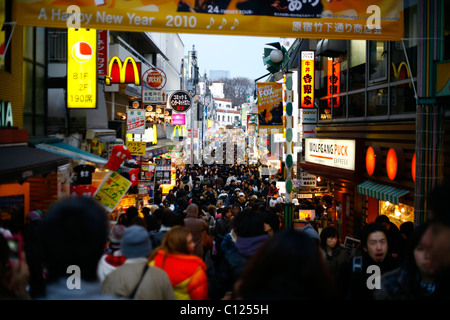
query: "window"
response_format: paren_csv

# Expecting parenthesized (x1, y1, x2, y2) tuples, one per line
(368, 41, 388, 83)
(23, 27, 47, 137)
(348, 40, 366, 90)
(368, 88, 388, 116)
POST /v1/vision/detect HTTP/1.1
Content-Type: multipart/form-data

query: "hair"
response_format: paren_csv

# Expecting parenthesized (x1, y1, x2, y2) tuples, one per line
(399, 223, 433, 294)
(236, 229, 336, 299)
(149, 225, 192, 263)
(263, 210, 280, 233)
(38, 197, 108, 283)
(375, 214, 391, 225)
(400, 221, 415, 238)
(232, 208, 265, 238)
(319, 226, 339, 251)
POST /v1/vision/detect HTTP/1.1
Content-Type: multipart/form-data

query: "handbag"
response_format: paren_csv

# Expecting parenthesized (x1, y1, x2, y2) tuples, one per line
(129, 264, 149, 299)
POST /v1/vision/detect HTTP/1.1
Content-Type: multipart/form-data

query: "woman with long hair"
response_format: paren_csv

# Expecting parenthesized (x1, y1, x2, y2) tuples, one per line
(148, 225, 209, 300)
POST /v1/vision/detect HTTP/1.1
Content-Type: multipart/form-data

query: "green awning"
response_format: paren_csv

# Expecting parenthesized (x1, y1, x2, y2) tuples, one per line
(357, 180, 410, 205)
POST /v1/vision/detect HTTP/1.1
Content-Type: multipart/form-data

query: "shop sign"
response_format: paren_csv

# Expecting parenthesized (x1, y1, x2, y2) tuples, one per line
(300, 108, 317, 124)
(142, 89, 168, 103)
(93, 171, 132, 212)
(412, 152, 416, 182)
(127, 109, 145, 134)
(143, 67, 167, 89)
(105, 56, 141, 86)
(0, 100, 13, 127)
(305, 138, 356, 171)
(172, 114, 185, 125)
(129, 100, 142, 109)
(169, 90, 191, 113)
(327, 58, 340, 108)
(126, 141, 146, 155)
(97, 30, 108, 76)
(67, 28, 97, 109)
(300, 51, 314, 108)
(300, 171, 317, 187)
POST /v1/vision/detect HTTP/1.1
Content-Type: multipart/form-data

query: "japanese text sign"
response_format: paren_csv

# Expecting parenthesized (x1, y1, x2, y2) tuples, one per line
(93, 171, 132, 212)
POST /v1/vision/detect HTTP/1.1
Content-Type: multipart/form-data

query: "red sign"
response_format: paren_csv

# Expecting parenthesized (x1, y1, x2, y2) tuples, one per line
(105, 56, 141, 86)
(327, 58, 340, 108)
(97, 30, 108, 76)
(144, 68, 167, 89)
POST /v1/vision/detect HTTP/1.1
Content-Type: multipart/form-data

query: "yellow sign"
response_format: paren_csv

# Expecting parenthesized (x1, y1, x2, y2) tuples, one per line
(13, 1, 404, 41)
(172, 124, 187, 138)
(257, 82, 283, 134)
(67, 28, 97, 109)
(93, 171, 132, 212)
(126, 141, 146, 155)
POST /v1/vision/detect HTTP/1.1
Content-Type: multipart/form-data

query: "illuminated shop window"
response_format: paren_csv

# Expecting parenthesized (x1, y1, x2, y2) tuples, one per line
(379, 200, 414, 227)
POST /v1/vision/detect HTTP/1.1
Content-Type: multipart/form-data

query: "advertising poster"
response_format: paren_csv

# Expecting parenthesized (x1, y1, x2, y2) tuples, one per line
(93, 171, 132, 212)
(13, 1, 404, 41)
(257, 82, 283, 134)
(127, 109, 145, 134)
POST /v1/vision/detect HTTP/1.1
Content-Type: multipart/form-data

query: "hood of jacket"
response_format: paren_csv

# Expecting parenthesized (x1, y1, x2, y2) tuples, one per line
(185, 203, 199, 218)
(235, 234, 269, 258)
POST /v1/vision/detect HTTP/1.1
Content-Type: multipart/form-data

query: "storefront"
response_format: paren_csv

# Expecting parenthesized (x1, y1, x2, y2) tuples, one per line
(299, 137, 365, 240)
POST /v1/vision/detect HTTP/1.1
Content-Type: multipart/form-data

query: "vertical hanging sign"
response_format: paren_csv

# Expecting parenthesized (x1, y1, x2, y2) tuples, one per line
(300, 51, 314, 108)
(327, 58, 340, 108)
(97, 30, 108, 76)
(67, 28, 97, 109)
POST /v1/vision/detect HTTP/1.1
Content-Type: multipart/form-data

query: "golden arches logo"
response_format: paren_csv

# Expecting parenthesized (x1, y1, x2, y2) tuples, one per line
(173, 125, 187, 137)
(105, 56, 141, 86)
(392, 62, 411, 87)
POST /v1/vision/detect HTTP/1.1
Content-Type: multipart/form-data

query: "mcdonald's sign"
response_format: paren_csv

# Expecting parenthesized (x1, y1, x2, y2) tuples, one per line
(391, 62, 411, 88)
(172, 125, 187, 138)
(105, 56, 141, 86)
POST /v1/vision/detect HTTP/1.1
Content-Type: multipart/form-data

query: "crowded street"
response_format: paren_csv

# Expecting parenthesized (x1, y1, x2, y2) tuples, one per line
(1, 0, 450, 312)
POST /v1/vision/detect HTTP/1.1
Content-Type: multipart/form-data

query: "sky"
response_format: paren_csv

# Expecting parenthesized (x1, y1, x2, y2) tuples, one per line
(179, 33, 281, 81)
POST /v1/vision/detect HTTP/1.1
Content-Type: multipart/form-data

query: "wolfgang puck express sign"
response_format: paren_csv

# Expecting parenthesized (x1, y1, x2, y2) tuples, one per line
(305, 138, 356, 171)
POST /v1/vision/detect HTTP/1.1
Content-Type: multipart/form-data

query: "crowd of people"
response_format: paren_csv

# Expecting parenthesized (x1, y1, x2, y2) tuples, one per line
(1, 163, 450, 301)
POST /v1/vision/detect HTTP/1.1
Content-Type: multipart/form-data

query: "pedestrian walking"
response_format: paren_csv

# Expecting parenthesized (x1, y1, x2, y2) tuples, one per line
(183, 203, 208, 259)
(102, 225, 175, 300)
(149, 226, 209, 300)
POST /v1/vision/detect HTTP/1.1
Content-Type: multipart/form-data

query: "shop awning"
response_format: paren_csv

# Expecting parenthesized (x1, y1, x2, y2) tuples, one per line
(35, 141, 108, 166)
(0, 145, 70, 184)
(146, 139, 178, 158)
(357, 180, 410, 205)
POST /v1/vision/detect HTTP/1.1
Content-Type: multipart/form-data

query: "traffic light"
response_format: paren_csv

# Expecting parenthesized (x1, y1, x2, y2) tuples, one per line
(263, 42, 290, 75)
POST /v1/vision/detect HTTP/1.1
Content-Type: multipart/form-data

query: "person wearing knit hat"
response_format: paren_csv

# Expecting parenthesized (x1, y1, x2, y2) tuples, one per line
(98, 224, 127, 283)
(102, 225, 175, 300)
(109, 224, 126, 251)
(121, 225, 152, 259)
